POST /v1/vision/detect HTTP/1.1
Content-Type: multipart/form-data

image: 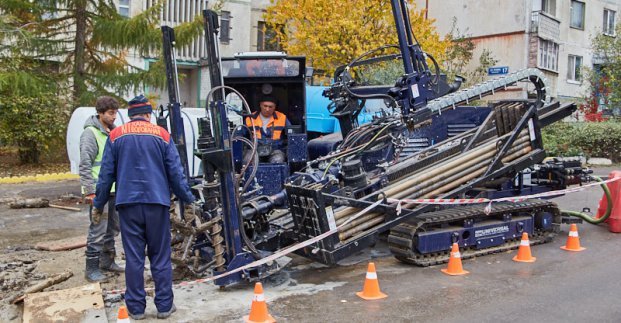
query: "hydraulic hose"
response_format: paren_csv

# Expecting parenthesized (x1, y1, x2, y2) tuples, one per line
(561, 176, 612, 224)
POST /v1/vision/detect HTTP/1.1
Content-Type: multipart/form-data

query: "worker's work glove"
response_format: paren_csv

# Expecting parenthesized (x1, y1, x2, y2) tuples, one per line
(84, 194, 95, 205)
(92, 207, 103, 225)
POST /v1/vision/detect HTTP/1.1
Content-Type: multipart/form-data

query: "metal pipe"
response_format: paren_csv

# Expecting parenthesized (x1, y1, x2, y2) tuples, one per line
(336, 136, 534, 236)
(339, 215, 386, 240)
(334, 130, 528, 220)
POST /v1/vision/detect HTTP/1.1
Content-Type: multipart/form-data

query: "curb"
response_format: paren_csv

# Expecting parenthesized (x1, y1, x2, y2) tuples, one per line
(0, 172, 79, 184)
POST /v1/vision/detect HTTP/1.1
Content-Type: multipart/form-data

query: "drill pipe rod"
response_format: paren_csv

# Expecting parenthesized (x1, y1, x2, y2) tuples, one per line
(421, 146, 532, 200)
(334, 129, 528, 220)
(338, 144, 534, 240)
(384, 130, 528, 198)
(403, 139, 532, 202)
(336, 208, 383, 229)
(334, 131, 529, 220)
(339, 215, 386, 241)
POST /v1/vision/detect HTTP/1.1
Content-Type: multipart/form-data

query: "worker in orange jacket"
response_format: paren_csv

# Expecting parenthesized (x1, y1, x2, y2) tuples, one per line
(244, 96, 290, 163)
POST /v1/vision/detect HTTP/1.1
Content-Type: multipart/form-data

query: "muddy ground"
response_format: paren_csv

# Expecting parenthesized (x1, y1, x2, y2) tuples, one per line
(0, 180, 126, 321)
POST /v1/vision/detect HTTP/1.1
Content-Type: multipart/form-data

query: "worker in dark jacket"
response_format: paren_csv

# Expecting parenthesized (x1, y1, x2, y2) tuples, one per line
(244, 95, 291, 163)
(79, 96, 123, 283)
(93, 95, 195, 320)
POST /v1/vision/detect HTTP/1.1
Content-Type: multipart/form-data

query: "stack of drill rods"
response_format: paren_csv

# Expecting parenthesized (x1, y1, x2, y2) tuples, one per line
(336, 133, 533, 241)
(334, 129, 529, 222)
(336, 142, 530, 238)
(334, 138, 531, 230)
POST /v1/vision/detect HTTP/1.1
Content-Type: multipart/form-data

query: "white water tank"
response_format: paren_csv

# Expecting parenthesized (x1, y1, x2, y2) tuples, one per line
(66, 107, 206, 177)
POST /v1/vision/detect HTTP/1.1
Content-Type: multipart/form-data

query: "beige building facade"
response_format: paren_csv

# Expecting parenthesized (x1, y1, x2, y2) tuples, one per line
(119, 0, 619, 106)
(415, 0, 620, 102)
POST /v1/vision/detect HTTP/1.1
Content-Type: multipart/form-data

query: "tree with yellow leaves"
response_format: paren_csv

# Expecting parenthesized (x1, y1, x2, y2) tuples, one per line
(264, 0, 451, 76)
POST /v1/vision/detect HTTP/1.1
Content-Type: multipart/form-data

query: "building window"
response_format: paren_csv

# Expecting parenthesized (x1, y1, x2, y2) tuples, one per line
(220, 11, 231, 44)
(570, 1, 585, 30)
(538, 39, 559, 72)
(118, 0, 130, 17)
(257, 21, 282, 51)
(542, 0, 556, 16)
(604, 9, 616, 36)
(567, 55, 583, 82)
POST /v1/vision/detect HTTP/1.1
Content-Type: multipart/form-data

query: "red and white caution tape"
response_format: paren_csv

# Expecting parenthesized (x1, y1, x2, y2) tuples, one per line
(103, 199, 383, 295)
(387, 176, 620, 215)
(105, 176, 619, 295)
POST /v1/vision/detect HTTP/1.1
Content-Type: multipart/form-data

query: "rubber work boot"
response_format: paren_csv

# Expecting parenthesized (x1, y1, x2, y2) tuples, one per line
(99, 251, 124, 273)
(157, 304, 177, 319)
(128, 311, 146, 320)
(85, 257, 108, 283)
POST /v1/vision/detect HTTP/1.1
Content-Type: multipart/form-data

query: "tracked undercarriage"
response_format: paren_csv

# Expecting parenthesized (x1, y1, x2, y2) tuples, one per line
(388, 199, 561, 266)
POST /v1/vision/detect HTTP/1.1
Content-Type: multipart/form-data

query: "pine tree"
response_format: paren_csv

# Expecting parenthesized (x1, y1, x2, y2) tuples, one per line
(0, 0, 205, 163)
(0, 0, 203, 108)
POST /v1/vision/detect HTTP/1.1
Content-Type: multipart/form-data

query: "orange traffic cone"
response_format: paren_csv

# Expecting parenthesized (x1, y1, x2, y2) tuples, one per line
(560, 223, 586, 252)
(512, 232, 536, 262)
(441, 243, 469, 276)
(116, 306, 130, 323)
(356, 262, 388, 300)
(244, 282, 275, 323)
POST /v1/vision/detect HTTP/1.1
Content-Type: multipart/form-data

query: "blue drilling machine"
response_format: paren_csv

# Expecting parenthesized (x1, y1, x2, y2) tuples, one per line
(159, 0, 585, 287)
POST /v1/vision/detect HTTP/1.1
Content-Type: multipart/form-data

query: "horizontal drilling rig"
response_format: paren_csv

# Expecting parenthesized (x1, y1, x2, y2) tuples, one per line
(160, 0, 586, 286)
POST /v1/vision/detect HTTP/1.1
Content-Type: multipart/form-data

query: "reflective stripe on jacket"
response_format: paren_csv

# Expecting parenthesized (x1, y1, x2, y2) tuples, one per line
(245, 111, 287, 141)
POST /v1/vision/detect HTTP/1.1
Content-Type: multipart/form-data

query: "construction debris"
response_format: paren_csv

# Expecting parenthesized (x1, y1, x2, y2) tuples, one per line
(22, 283, 106, 323)
(8, 198, 49, 209)
(35, 235, 87, 251)
(7, 198, 81, 211)
(10, 271, 73, 304)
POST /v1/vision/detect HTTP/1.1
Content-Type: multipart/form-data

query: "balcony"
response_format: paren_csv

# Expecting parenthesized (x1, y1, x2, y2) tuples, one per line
(531, 11, 560, 42)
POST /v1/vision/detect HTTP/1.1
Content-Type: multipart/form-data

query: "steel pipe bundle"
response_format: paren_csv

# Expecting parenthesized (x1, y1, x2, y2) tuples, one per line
(336, 130, 534, 241)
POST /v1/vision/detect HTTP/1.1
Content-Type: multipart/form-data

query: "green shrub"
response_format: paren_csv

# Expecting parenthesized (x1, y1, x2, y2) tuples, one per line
(542, 121, 621, 162)
(0, 94, 68, 164)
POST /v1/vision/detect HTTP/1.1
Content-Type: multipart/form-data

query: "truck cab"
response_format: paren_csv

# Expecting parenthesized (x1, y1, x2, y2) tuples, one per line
(221, 52, 308, 196)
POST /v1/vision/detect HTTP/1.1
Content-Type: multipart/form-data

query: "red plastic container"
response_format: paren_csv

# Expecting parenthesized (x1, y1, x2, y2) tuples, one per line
(595, 170, 621, 233)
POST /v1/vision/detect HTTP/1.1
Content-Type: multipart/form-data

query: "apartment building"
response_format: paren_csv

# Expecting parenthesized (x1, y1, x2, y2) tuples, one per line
(119, 0, 275, 108)
(415, 0, 620, 103)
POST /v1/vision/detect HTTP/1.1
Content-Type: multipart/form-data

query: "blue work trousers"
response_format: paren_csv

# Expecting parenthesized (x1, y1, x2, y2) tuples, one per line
(86, 196, 119, 257)
(117, 203, 173, 315)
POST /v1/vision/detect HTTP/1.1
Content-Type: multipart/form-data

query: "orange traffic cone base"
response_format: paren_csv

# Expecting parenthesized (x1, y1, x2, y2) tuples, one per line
(441, 243, 469, 275)
(512, 232, 536, 262)
(441, 268, 469, 276)
(356, 290, 387, 300)
(561, 224, 586, 252)
(560, 245, 586, 252)
(512, 255, 536, 263)
(244, 282, 275, 323)
(244, 314, 276, 323)
(356, 262, 388, 300)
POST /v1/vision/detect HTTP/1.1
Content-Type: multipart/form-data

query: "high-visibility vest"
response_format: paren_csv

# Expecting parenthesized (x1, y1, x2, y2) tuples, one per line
(85, 126, 115, 193)
(245, 111, 287, 140)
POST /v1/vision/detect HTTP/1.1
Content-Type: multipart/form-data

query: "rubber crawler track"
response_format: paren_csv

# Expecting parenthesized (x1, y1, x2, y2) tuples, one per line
(388, 199, 560, 266)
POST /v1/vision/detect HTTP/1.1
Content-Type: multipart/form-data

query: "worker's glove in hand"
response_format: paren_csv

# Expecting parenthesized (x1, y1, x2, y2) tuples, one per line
(92, 208, 103, 224)
(84, 194, 95, 205)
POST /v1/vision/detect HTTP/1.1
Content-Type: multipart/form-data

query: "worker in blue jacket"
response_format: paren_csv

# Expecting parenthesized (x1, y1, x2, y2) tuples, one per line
(93, 95, 195, 320)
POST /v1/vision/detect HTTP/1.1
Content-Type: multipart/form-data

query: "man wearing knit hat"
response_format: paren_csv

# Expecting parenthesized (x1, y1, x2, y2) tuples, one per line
(93, 94, 195, 320)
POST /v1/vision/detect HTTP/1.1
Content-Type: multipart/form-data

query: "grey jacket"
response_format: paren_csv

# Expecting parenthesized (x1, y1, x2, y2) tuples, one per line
(79, 115, 115, 195)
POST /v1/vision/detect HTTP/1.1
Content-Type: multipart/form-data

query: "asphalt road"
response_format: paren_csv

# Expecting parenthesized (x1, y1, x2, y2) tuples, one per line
(112, 167, 621, 322)
(2, 169, 620, 322)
